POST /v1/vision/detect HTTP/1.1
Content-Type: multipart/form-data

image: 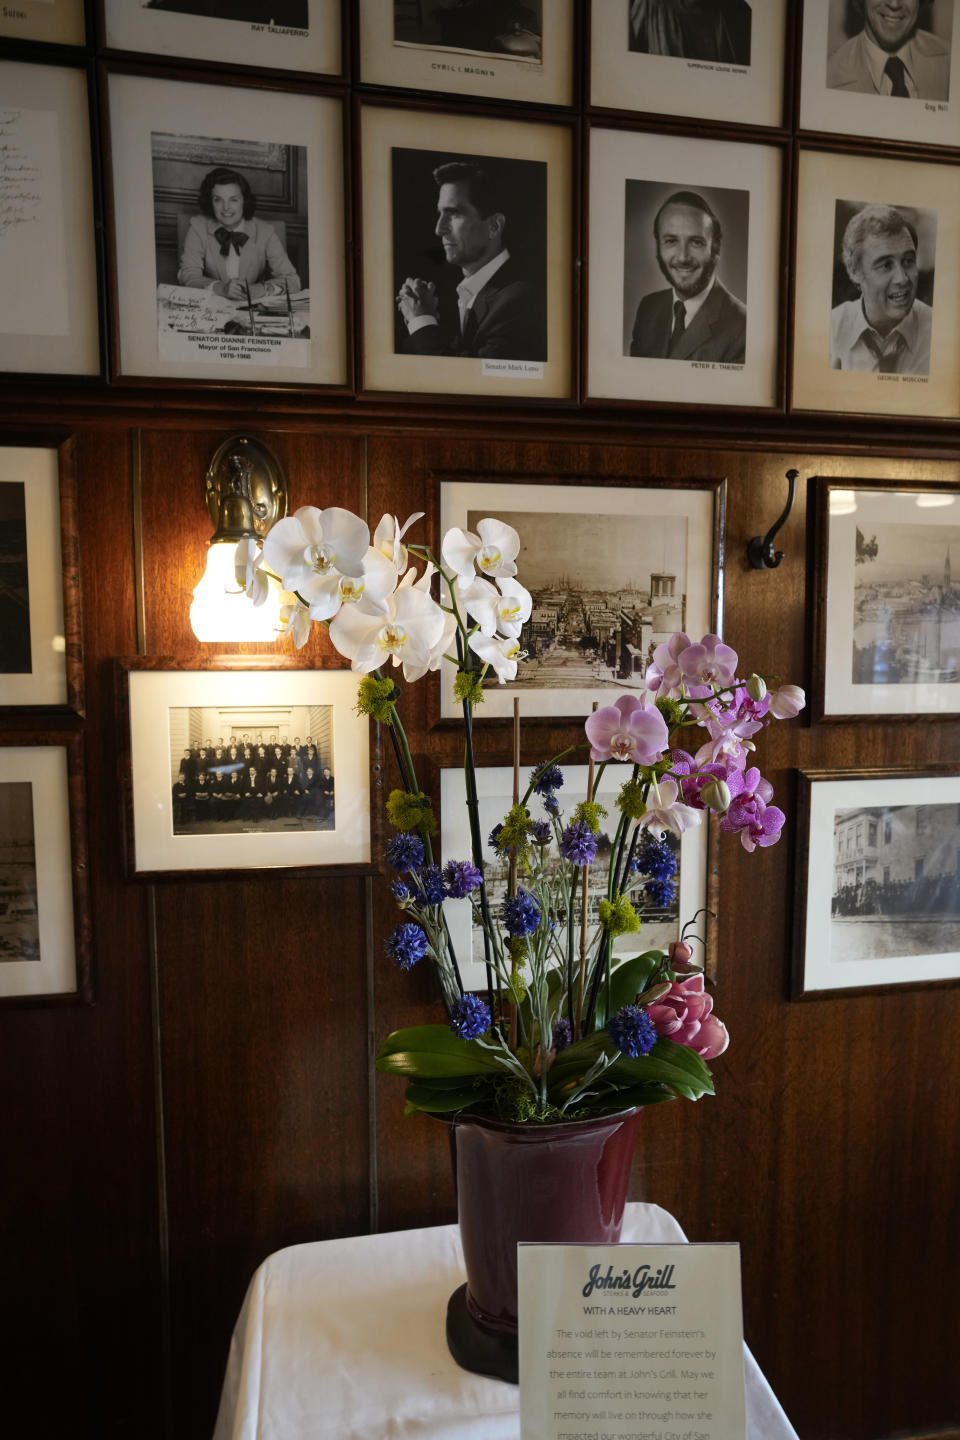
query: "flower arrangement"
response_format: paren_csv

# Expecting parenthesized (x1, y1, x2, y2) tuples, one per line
(238, 504, 804, 1124)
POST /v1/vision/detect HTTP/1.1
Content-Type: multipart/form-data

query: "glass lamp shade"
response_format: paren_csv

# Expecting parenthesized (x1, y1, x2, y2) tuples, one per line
(189, 541, 281, 642)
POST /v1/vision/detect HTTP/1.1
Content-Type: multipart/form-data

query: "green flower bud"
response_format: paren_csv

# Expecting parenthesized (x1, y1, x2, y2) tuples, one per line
(745, 673, 767, 703)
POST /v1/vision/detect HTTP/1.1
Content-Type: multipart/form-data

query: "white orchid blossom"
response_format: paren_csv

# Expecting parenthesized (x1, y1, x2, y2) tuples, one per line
(262, 506, 370, 619)
(459, 576, 532, 638)
(634, 776, 702, 839)
(234, 538, 270, 606)
(277, 599, 312, 650)
(329, 583, 448, 679)
(307, 544, 399, 623)
(468, 631, 523, 684)
(442, 518, 520, 585)
(373, 512, 425, 576)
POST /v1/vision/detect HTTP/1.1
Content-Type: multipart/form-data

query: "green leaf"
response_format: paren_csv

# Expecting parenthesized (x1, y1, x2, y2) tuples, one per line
(614, 1038, 715, 1101)
(598, 951, 666, 1024)
(375, 1025, 508, 1079)
(403, 1077, 494, 1115)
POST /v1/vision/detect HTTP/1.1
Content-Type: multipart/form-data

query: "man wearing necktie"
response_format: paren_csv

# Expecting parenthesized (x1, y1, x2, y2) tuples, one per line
(830, 203, 933, 375)
(178, 166, 301, 303)
(827, 0, 951, 101)
(629, 190, 746, 364)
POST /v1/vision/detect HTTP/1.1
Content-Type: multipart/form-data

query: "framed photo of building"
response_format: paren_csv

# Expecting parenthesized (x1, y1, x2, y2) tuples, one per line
(0, 0, 85, 46)
(794, 767, 960, 996)
(357, 0, 574, 106)
(118, 662, 373, 878)
(800, 0, 960, 147)
(792, 149, 960, 419)
(101, 1, 340, 76)
(359, 103, 573, 400)
(437, 475, 724, 720)
(0, 733, 92, 1005)
(106, 71, 347, 388)
(0, 61, 101, 379)
(814, 479, 960, 719)
(586, 126, 782, 410)
(589, 0, 787, 128)
(0, 442, 84, 716)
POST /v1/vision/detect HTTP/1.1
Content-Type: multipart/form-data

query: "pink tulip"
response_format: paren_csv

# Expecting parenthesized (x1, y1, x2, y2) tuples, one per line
(646, 974, 729, 1060)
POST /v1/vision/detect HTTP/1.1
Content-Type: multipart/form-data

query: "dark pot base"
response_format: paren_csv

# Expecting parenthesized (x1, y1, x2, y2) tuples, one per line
(445, 1283, 518, 1385)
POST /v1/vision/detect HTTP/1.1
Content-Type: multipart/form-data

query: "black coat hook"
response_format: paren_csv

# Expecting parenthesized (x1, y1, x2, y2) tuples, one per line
(747, 469, 798, 570)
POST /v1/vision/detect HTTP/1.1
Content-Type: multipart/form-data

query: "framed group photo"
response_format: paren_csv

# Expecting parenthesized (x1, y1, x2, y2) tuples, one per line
(795, 767, 960, 997)
(118, 663, 373, 878)
(101, 1, 341, 76)
(106, 70, 347, 388)
(359, 103, 573, 400)
(586, 127, 782, 410)
(357, 0, 574, 106)
(436, 474, 723, 720)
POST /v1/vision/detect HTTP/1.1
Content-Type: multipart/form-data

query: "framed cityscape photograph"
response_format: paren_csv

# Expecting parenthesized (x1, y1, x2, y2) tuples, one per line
(0, 733, 92, 1006)
(118, 662, 373, 878)
(792, 148, 960, 419)
(589, 0, 787, 128)
(0, 441, 84, 716)
(357, 0, 574, 106)
(101, 1, 340, 76)
(586, 126, 782, 410)
(437, 475, 724, 720)
(800, 0, 960, 147)
(794, 767, 960, 997)
(814, 479, 960, 719)
(106, 70, 347, 388)
(0, 61, 100, 379)
(0, 0, 85, 46)
(359, 102, 573, 400)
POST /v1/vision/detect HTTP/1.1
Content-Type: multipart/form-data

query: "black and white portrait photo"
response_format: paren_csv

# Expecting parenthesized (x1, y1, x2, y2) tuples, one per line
(628, 0, 752, 65)
(392, 147, 547, 363)
(141, 0, 309, 25)
(825, 0, 952, 100)
(0, 482, 31, 676)
(623, 180, 749, 364)
(393, 0, 543, 61)
(850, 514, 960, 684)
(0, 780, 40, 966)
(830, 199, 935, 375)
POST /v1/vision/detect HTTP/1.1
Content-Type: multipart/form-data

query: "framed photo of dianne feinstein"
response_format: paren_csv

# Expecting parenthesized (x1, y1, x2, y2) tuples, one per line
(586, 126, 781, 409)
(118, 663, 373, 878)
(358, 0, 574, 106)
(359, 103, 573, 400)
(792, 149, 960, 419)
(107, 71, 346, 388)
(800, 0, 960, 147)
(102, 1, 340, 77)
(0, 733, 92, 1006)
(794, 767, 960, 997)
(0, 0, 85, 45)
(0, 61, 100, 379)
(814, 479, 960, 720)
(0, 442, 84, 716)
(589, 0, 787, 128)
(437, 476, 723, 720)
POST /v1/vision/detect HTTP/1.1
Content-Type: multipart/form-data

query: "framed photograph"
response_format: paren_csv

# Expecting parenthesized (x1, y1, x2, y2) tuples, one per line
(437, 475, 724, 720)
(0, 733, 92, 1005)
(441, 763, 711, 992)
(794, 767, 960, 996)
(0, 61, 100, 379)
(814, 479, 960, 719)
(792, 148, 960, 418)
(357, 0, 574, 106)
(586, 126, 782, 409)
(0, 0, 85, 46)
(800, 0, 960, 146)
(101, 0, 341, 77)
(359, 103, 573, 400)
(0, 441, 84, 715)
(118, 663, 374, 878)
(106, 70, 347, 388)
(589, 0, 787, 128)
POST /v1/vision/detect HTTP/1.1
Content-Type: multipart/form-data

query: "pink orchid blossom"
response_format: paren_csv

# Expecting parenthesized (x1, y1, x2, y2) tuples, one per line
(646, 974, 729, 1060)
(585, 695, 669, 765)
(718, 768, 774, 831)
(645, 632, 692, 696)
(722, 794, 785, 853)
(676, 634, 739, 699)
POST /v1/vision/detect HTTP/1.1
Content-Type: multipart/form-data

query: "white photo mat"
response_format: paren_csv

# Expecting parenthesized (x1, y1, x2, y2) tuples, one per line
(439, 479, 719, 719)
(0, 447, 68, 709)
(125, 669, 370, 874)
(107, 72, 346, 387)
(358, 0, 573, 105)
(590, 0, 786, 128)
(587, 127, 781, 408)
(103, 1, 339, 75)
(0, 0, 84, 46)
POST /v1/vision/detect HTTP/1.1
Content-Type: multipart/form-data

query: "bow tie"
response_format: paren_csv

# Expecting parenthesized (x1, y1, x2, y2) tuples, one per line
(214, 226, 249, 256)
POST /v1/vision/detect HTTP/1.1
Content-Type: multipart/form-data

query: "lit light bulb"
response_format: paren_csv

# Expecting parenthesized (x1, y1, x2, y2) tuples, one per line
(189, 542, 281, 641)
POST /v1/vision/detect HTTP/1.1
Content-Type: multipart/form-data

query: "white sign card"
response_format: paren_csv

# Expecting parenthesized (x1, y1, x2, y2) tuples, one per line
(519, 1243, 746, 1440)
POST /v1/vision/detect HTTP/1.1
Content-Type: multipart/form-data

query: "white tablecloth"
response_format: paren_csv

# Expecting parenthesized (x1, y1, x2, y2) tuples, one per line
(213, 1203, 799, 1440)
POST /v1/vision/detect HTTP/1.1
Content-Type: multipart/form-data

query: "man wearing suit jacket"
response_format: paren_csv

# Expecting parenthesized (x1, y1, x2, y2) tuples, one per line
(629, 190, 746, 364)
(396, 160, 546, 362)
(827, 0, 951, 100)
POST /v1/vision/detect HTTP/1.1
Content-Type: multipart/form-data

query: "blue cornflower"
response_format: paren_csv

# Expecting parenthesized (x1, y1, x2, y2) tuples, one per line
(543, 793, 560, 815)
(488, 822, 505, 850)
(608, 1005, 658, 1059)
(449, 993, 491, 1041)
(552, 1017, 573, 1053)
(636, 833, 678, 882)
(502, 887, 541, 937)
(531, 819, 551, 845)
(443, 859, 483, 898)
(384, 923, 428, 971)
(560, 820, 599, 866)
(531, 762, 564, 796)
(389, 877, 412, 902)
(645, 877, 675, 909)
(386, 832, 426, 873)
(418, 864, 446, 906)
